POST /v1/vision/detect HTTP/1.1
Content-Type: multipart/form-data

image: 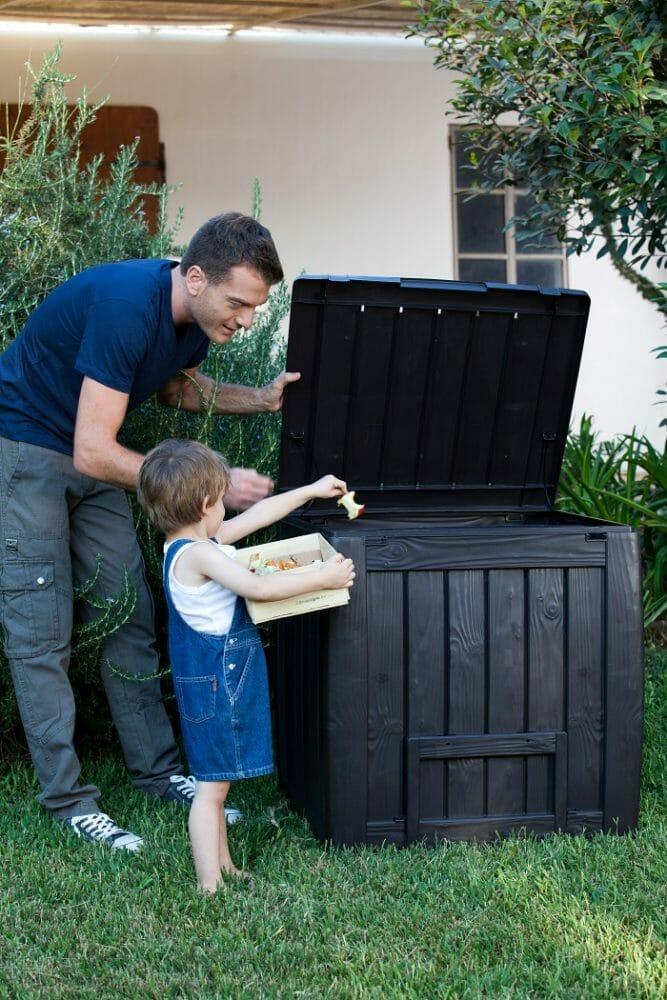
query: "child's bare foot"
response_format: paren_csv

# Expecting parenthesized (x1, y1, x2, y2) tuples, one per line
(221, 864, 253, 884)
(199, 875, 223, 895)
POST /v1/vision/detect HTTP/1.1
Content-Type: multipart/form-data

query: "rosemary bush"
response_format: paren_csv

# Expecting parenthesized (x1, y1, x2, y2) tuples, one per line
(122, 273, 290, 682)
(0, 48, 180, 354)
(0, 51, 289, 754)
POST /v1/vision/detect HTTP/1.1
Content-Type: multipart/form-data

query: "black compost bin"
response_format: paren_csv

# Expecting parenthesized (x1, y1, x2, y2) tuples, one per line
(274, 276, 644, 846)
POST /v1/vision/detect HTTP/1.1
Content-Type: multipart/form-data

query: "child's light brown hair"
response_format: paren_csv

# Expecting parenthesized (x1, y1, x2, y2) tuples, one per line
(137, 439, 232, 534)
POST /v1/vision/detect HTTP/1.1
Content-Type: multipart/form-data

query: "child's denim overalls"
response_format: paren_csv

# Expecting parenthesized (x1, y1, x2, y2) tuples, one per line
(163, 539, 273, 782)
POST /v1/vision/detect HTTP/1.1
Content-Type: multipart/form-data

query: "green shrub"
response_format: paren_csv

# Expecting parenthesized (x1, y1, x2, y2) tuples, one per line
(121, 287, 290, 688)
(557, 415, 667, 628)
(0, 47, 181, 353)
(0, 49, 289, 755)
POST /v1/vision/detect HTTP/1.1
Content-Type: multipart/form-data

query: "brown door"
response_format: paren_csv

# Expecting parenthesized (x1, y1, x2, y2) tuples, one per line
(1, 104, 164, 232)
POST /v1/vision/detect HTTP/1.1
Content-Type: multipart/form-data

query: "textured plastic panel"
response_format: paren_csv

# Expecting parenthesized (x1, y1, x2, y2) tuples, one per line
(280, 276, 590, 512)
(274, 515, 643, 846)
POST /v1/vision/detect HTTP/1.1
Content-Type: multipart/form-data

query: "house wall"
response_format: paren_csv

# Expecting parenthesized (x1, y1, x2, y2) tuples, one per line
(0, 26, 663, 445)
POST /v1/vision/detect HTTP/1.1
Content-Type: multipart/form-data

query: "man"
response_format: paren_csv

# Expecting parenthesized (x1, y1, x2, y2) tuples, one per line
(0, 212, 299, 851)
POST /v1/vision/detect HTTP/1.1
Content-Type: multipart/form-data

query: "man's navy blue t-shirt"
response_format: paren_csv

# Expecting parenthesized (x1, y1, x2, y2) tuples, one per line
(0, 259, 209, 456)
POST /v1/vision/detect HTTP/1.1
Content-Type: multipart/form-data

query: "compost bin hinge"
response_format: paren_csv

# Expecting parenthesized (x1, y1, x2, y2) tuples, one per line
(586, 532, 607, 542)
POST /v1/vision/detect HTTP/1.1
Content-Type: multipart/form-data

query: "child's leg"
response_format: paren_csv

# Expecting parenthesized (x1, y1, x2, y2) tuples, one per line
(217, 782, 243, 876)
(189, 780, 227, 892)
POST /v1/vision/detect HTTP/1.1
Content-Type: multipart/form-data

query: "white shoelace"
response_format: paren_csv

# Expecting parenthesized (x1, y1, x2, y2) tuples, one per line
(169, 774, 196, 800)
(168, 775, 242, 822)
(71, 812, 133, 844)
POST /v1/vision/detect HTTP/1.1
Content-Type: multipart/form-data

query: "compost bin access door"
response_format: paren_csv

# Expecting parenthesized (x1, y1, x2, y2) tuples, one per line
(405, 730, 568, 842)
(280, 276, 590, 513)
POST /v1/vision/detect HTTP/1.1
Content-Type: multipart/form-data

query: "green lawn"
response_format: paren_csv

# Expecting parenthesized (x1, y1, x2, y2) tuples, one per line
(1, 648, 665, 999)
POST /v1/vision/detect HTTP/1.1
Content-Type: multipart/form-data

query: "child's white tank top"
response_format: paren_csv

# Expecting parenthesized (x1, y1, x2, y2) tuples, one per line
(164, 539, 237, 636)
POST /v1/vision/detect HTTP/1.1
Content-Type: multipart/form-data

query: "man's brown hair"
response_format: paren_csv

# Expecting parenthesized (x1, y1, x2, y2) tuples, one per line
(179, 212, 284, 286)
(137, 439, 231, 534)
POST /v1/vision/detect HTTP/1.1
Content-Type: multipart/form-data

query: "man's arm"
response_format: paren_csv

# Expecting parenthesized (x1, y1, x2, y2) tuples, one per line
(155, 366, 302, 510)
(156, 367, 300, 415)
(73, 377, 142, 490)
(72, 377, 270, 506)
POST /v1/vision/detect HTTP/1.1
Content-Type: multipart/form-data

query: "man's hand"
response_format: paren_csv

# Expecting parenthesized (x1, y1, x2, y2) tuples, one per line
(258, 371, 301, 412)
(226, 467, 274, 511)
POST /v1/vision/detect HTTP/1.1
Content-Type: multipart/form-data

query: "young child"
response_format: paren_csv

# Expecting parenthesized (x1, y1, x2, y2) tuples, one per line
(137, 438, 355, 892)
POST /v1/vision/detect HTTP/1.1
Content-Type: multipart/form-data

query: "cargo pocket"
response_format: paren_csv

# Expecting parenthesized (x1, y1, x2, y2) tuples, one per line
(0, 561, 59, 659)
(174, 675, 216, 724)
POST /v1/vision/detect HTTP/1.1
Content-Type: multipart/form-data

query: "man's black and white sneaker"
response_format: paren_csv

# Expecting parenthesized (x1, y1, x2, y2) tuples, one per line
(162, 773, 196, 806)
(162, 774, 243, 824)
(65, 813, 143, 852)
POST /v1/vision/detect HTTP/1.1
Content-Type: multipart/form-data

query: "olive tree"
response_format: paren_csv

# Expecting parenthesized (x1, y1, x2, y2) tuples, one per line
(411, 0, 666, 314)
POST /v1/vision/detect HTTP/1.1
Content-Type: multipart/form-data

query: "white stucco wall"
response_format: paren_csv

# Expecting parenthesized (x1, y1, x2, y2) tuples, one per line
(0, 25, 663, 445)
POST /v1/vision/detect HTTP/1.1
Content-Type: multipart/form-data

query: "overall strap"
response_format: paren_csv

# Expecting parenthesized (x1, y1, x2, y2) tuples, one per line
(163, 537, 223, 587)
(228, 593, 248, 633)
(163, 538, 197, 587)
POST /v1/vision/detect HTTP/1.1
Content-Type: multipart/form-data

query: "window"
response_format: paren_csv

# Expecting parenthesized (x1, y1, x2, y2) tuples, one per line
(451, 127, 567, 286)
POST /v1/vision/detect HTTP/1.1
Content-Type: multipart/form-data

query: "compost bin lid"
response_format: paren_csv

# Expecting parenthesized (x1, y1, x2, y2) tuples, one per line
(279, 275, 590, 513)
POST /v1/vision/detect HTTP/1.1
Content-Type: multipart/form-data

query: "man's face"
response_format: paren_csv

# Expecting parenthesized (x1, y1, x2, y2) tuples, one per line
(186, 264, 270, 344)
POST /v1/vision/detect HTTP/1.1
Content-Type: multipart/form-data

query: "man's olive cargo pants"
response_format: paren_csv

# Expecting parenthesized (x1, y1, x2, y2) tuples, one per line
(0, 437, 182, 818)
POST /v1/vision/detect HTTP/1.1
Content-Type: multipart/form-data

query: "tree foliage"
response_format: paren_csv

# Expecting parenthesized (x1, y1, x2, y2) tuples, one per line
(412, 0, 667, 314)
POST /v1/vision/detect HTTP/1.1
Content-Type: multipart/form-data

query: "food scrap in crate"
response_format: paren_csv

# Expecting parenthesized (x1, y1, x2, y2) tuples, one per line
(248, 553, 322, 575)
(337, 490, 365, 520)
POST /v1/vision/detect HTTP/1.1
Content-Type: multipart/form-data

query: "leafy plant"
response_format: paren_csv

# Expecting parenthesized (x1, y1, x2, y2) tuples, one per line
(557, 415, 667, 627)
(0, 47, 181, 751)
(411, 0, 667, 315)
(0, 49, 289, 753)
(0, 45, 181, 352)
(122, 277, 290, 666)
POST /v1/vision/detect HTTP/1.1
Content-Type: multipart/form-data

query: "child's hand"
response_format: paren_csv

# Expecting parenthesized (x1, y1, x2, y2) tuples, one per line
(310, 474, 348, 500)
(321, 553, 356, 589)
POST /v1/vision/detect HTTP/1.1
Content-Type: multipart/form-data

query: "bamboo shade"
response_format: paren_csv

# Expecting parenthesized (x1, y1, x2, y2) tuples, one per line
(0, 1, 416, 32)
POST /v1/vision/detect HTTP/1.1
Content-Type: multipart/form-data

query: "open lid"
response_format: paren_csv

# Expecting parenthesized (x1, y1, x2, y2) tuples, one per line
(279, 276, 590, 513)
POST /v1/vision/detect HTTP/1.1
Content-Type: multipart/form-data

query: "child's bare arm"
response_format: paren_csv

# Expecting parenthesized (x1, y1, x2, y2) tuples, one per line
(194, 544, 355, 602)
(216, 475, 347, 545)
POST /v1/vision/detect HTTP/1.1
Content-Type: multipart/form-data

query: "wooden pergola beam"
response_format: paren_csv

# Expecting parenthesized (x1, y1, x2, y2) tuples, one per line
(0, 0, 413, 31)
(250, 1, 390, 28)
